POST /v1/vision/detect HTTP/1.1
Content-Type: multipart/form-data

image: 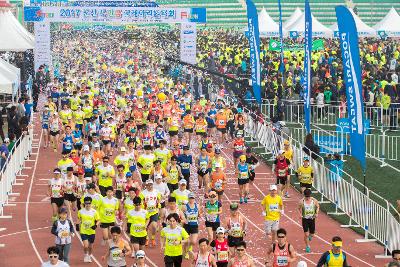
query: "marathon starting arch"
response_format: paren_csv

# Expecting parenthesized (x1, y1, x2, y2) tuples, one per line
(24, 1, 206, 70)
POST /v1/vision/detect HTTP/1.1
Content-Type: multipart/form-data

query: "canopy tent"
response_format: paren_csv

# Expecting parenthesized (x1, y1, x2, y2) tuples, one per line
(330, 8, 376, 37)
(242, 7, 287, 37)
(283, 7, 303, 29)
(373, 7, 400, 37)
(0, 58, 20, 96)
(0, 70, 13, 95)
(0, 10, 35, 52)
(6, 10, 35, 43)
(287, 12, 333, 38)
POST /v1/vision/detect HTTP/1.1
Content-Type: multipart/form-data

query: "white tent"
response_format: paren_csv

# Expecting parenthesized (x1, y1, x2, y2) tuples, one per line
(243, 7, 287, 37)
(6, 10, 35, 43)
(330, 8, 376, 37)
(0, 70, 13, 95)
(373, 7, 400, 37)
(287, 13, 333, 38)
(0, 10, 35, 52)
(283, 7, 303, 29)
(0, 58, 20, 96)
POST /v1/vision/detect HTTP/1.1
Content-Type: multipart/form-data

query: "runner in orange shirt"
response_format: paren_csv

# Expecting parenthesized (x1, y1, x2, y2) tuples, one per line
(215, 109, 228, 144)
(210, 163, 227, 202)
(183, 110, 195, 146)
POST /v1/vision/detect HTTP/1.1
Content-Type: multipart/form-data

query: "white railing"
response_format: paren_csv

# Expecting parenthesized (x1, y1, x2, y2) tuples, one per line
(223, 94, 400, 256)
(0, 127, 33, 217)
(257, 100, 400, 129)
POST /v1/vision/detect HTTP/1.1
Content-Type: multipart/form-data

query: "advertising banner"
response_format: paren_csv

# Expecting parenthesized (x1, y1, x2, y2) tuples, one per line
(34, 21, 52, 71)
(180, 23, 197, 65)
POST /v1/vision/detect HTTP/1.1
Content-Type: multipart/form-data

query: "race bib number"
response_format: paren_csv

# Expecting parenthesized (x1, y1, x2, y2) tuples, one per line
(60, 231, 69, 238)
(278, 169, 286, 176)
(240, 171, 248, 179)
(217, 251, 228, 261)
(105, 208, 114, 217)
(187, 214, 198, 223)
(215, 180, 223, 190)
(83, 221, 92, 230)
(206, 213, 217, 222)
(111, 249, 122, 261)
(52, 189, 61, 197)
(269, 204, 279, 212)
(276, 256, 288, 266)
(133, 224, 145, 233)
(231, 227, 242, 237)
(147, 205, 157, 213)
(219, 120, 225, 125)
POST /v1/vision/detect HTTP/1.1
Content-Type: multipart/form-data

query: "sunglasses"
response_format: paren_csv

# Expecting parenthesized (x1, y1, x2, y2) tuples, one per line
(277, 235, 286, 238)
(103, 161, 109, 163)
(49, 255, 58, 258)
(209, 195, 217, 198)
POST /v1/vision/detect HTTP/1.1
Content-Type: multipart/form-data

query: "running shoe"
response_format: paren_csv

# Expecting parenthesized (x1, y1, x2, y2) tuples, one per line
(240, 198, 243, 204)
(184, 253, 189, 259)
(83, 255, 90, 263)
(244, 197, 248, 203)
(87, 255, 92, 263)
(305, 246, 311, 253)
(285, 192, 290, 198)
(308, 235, 313, 241)
(131, 251, 136, 258)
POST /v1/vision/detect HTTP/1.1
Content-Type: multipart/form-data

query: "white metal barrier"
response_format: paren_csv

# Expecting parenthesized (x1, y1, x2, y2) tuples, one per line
(0, 127, 33, 217)
(222, 94, 400, 256)
(260, 100, 400, 129)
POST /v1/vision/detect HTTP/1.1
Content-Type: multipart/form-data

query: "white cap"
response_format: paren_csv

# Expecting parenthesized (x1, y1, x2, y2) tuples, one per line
(154, 174, 162, 180)
(138, 104, 143, 108)
(279, 121, 286, 126)
(297, 261, 308, 267)
(4, 138, 10, 142)
(94, 143, 100, 148)
(215, 162, 221, 168)
(179, 179, 187, 185)
(278, 150, 285, 155)
(120, 146, 126, 152)
(135, 250, 145, 258)
(83, 145, 90, 151)
(216, 227, 225, 234)
(270, 184, 278, 191)
(146, 179, 154, 184)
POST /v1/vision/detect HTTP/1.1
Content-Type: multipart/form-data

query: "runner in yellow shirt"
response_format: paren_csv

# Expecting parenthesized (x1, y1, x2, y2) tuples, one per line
(95, 156, 115, 196)
(125, 196, 150, 257)
(137, 145, 155, 183)
(77, 196, 100, 263)
(261, 184, 283, 242)
(160, 213, 189, 266)
(98, 186, 120, 244)
(296, 157, 314, 193)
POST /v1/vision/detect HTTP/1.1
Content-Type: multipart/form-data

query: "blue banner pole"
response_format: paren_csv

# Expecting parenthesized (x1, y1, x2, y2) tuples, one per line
(245, 0, 262, 104)
(335, 6, 367, 174)
(278, 0, 285, 79)
(304, 0, 312, 133)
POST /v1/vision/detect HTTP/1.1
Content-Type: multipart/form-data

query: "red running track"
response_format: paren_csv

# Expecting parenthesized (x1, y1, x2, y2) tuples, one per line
(0, 112, 388, 267)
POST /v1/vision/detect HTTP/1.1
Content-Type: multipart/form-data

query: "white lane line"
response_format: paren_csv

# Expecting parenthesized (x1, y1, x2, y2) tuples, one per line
(251, 182, 375, 267)
(25, 128, 44, 264)
(0, 226, 51, 238)
(221, 149, 317, 266)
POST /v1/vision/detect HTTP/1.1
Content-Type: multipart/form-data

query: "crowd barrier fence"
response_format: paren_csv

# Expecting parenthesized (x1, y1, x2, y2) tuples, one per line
(223, 94, 400, 257)
(0, 126, 33, 218)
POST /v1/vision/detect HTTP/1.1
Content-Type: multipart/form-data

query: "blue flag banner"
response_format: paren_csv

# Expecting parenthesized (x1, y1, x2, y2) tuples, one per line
(245, 0, 262, 104)
(277, 0, 285, 73)
(335, 6, 366, 171)
(303, 0, 312, 133)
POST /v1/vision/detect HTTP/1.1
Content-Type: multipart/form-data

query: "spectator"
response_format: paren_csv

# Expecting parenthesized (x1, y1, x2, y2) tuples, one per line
(7, 106, 19, 136)
(0, 140, 10, 170)
(7, 134, 16, 152)
(303, 134, 320, 160)
(16, 97, 26, 120)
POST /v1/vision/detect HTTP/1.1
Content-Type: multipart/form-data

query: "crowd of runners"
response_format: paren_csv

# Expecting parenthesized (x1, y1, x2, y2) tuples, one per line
(31, 29, 400, 267)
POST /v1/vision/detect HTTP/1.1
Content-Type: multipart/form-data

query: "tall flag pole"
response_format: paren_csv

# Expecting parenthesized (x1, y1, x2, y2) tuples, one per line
(335, 6, 367, 176)
(304, 0, 312, 133)
(245, 0, 262, 104)
(278, 0, 285, 76)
